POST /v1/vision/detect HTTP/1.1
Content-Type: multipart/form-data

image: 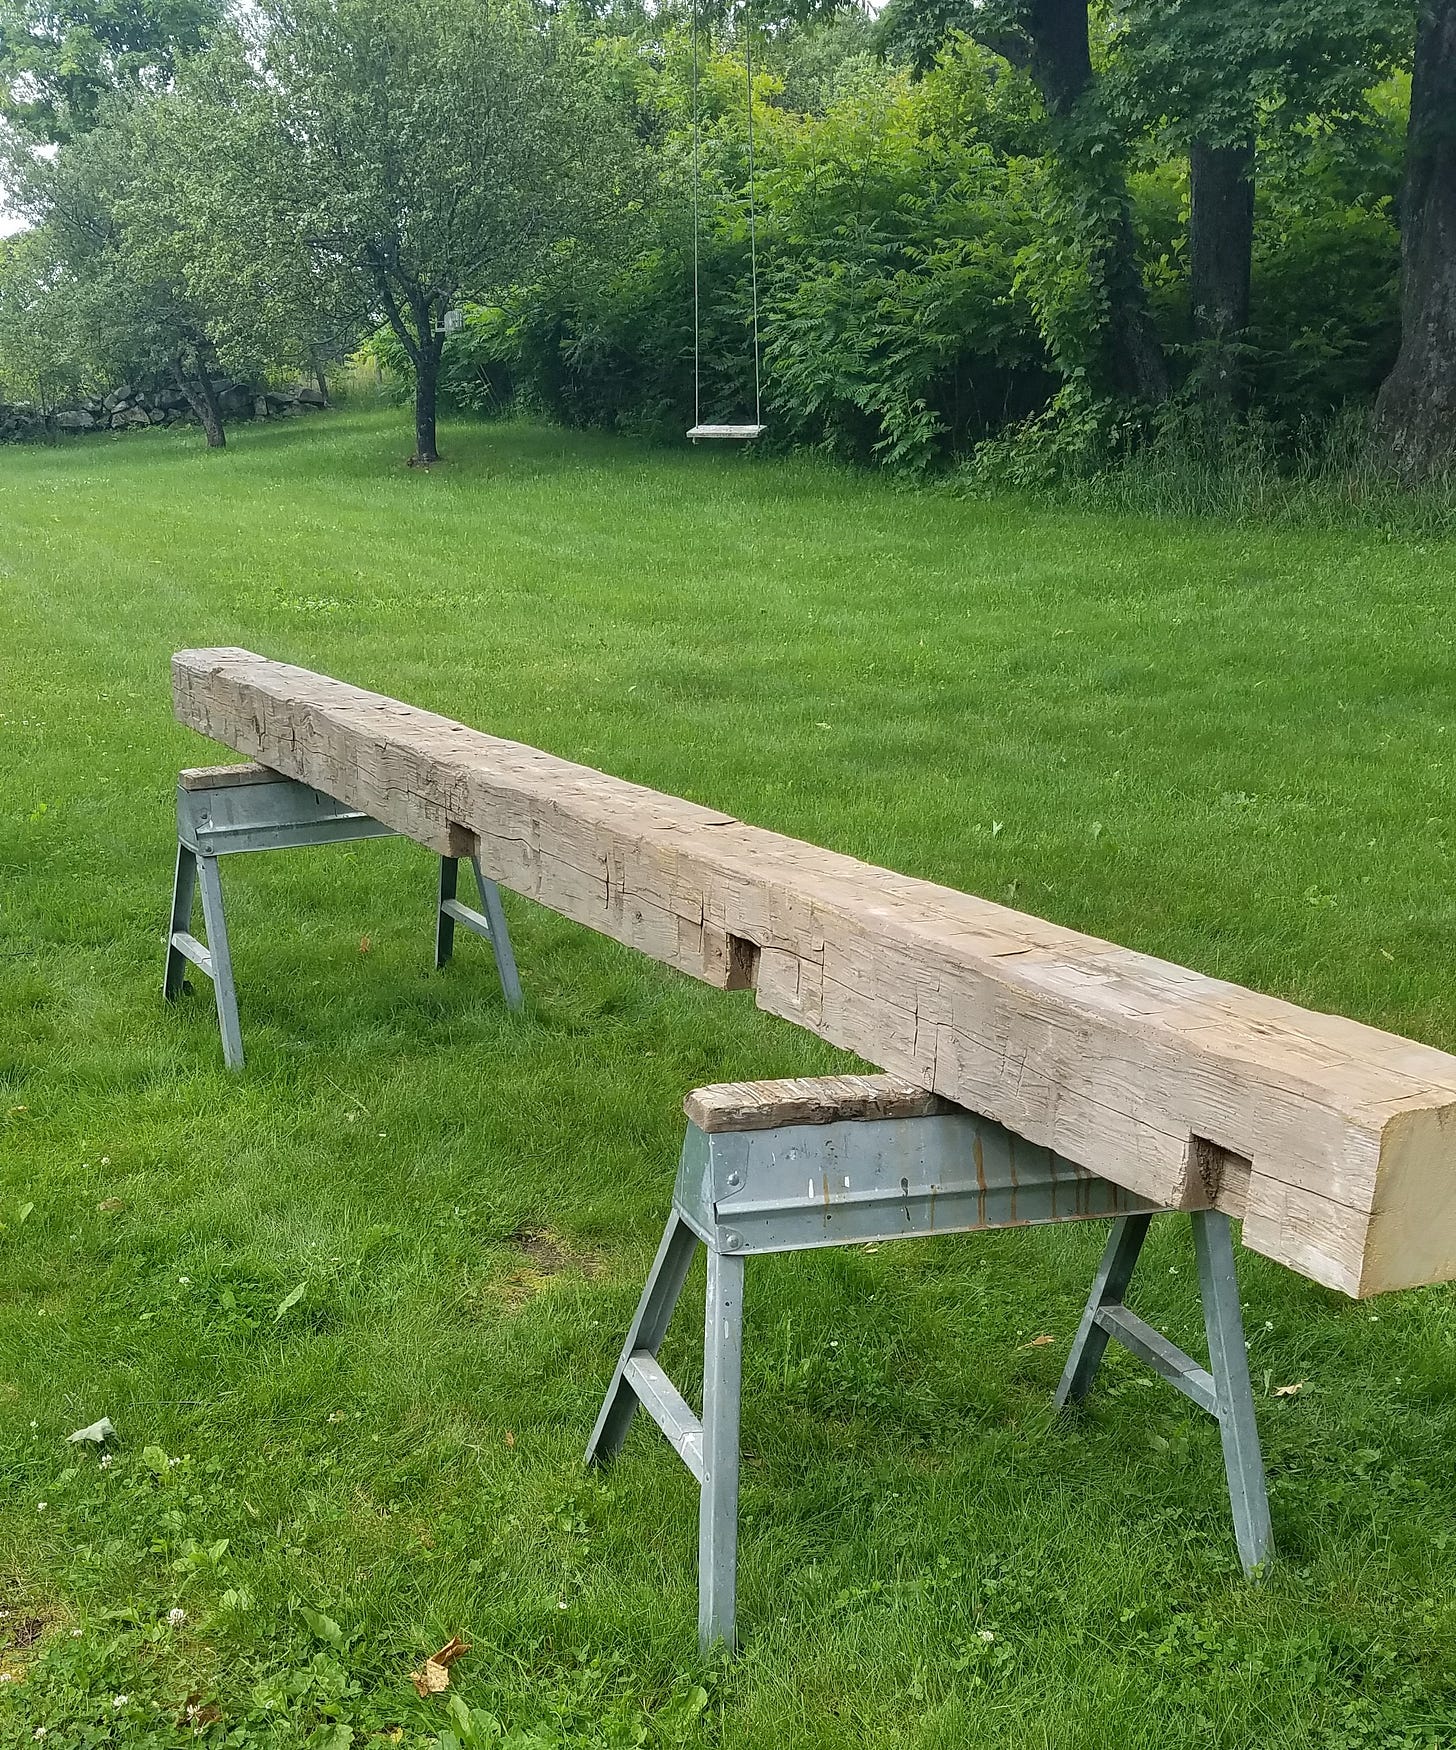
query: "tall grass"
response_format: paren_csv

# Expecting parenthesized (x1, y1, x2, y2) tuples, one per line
(974, 396, 1456, 534)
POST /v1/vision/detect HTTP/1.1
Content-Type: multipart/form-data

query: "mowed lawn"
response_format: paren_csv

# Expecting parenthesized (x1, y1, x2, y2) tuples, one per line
(4, 406, 1456, 1749)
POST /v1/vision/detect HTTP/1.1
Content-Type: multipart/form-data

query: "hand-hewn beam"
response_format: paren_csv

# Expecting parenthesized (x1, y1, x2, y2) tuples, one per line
(173, 647, 1456, 1297)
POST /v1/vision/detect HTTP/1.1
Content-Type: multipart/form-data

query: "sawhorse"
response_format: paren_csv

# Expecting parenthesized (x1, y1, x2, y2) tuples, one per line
(586, 1074, 1271, 1650)
(164, 763, 522, 1069)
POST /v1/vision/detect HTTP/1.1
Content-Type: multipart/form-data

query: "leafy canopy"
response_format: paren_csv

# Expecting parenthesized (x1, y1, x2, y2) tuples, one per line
(0, 0, 221, 142)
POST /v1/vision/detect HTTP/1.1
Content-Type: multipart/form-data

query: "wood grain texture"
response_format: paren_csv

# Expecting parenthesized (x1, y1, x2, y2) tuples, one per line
(172, 647, 1456, 1297)
(179, 762, 275, 790)
(686, 1075, 949, 1133)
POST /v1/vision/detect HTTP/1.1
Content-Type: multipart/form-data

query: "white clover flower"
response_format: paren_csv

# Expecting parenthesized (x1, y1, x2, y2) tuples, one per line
(112, 1695, 128, 1709)
(100, 1454, 113, 1469)
(178, 1276, 190, 1286)
(35, 1501, 46, 1512)
(168, 1608, 187, 1628)
(978, 1629, 996, 1643)
(34, 1727, 48, 1739)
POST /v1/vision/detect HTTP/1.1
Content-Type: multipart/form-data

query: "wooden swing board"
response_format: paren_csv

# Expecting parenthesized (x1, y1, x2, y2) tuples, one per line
(173, 646, 1456, 1298)
(688, 423, 767, 440)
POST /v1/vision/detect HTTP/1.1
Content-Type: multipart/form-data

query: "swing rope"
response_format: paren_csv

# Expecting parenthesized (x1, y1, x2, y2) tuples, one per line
(689, 0, 764, 438)
(744, 18, 762, 427)
(691, 0, 701, 431)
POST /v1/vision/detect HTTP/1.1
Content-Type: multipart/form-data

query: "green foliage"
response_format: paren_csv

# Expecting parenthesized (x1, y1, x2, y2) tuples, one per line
(373, 16, 1407, 475)
(759, 48, 1046, 468)
(417, 34, 1052, 467)
(1106, 0, 1412, 153)
(0, 81, 327, 430)
(205, 0, 646, 460)
(0, 227, 88, 403)
(0, 0, 1433, 473)
(0, 0, 221, 142)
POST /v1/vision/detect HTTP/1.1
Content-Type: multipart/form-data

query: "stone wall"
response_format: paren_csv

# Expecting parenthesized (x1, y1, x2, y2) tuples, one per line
(0, 378, 329, 442)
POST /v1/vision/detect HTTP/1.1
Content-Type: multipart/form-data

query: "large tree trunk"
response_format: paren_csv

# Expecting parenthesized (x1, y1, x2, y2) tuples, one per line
(1375, 0, 1456, 480)
(1189, 137, 1255, 408)
(413, 342, 441, 465)
(1020, 0, 1170, 402)
(173, 355, 226, 450)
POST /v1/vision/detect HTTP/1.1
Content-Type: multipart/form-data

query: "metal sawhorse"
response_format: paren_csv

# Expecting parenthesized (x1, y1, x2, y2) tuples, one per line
(586, 1075, 1271, 1650)
(164, 763, 522, 1069)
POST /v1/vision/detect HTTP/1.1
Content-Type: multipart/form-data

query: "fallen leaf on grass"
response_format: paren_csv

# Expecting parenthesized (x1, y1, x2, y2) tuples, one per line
(409, 1636, 469, 1699)
(97, 1198, 126, 1213)
(359, 935, 372, 953)
(67, 1417, 115, 1445)
(1018, 1335, 1056, 1349)
(1274, 1380, 1307, 1398)
(504, 1431, 515, 1449)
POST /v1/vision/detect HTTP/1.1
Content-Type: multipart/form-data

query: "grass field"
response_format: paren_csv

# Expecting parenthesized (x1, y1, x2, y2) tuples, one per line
(5, 405, 1456, 1749)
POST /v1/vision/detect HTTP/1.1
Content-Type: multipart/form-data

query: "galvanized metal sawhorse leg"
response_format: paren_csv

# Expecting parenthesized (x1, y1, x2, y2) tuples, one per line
(1056, 1208, 1271, 1577)
(586, 1075, 1271, 1651)
(164, 763, 522, 1069)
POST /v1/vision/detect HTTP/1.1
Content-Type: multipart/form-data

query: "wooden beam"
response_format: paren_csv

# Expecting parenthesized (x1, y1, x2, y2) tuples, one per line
(685, 1075, 949, 1133)
(172, 648, 1456, 1297)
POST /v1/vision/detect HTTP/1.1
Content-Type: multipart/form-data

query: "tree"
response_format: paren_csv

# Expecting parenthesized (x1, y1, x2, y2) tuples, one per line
(982, 0, 1169, 402)
(8, 86, 326, 445)
(0, 223, 81, 404)
(22, 106, 233, 441)
(0, 0, 220, 142)
(224, 0, 642, 466)
(1111, 0, 1409, 408)
(875, 0, 1170, 399)
(1375, 0, 1456, 479)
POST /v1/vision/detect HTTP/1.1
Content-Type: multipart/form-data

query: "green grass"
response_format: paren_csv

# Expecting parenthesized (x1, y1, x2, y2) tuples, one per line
(4, 406, 1456, 1749)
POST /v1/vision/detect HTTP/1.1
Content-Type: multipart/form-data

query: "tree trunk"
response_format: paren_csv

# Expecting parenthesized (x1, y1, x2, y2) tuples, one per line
(173, 356, 226, 449)
(1375, 0, 1456, 480)
(312, 353, 330, 405)
(1106, 206, 1173, 403)
(1024, 0, 1092, 116)
(1020, 0, 1170, 402)
(414, 343, 440, 465)
(1189, 137, 1255, 408)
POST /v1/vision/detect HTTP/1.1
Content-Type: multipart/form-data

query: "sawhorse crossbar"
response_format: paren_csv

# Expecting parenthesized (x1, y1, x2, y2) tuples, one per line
(586, 1075, 1271, 1650)
(164, 763, 523, 1069)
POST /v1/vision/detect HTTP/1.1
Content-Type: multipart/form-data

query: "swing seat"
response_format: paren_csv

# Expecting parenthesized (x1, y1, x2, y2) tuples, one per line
(687, 423, 767, 440)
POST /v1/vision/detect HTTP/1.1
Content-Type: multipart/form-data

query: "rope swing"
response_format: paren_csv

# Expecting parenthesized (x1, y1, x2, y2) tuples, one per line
(687, 0, 766, 441)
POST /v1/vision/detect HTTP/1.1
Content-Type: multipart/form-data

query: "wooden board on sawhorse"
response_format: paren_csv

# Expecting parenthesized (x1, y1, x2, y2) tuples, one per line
(164, 763, 523, 1070)
(585, 1074, 1272, 1651)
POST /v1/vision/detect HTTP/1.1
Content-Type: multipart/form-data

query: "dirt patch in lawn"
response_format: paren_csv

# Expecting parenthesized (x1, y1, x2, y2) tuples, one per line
(489, 1226, 605, 1309)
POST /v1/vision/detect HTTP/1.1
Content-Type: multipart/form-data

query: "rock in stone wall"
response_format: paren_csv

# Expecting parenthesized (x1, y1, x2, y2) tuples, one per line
(0, 378, 330, 443)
